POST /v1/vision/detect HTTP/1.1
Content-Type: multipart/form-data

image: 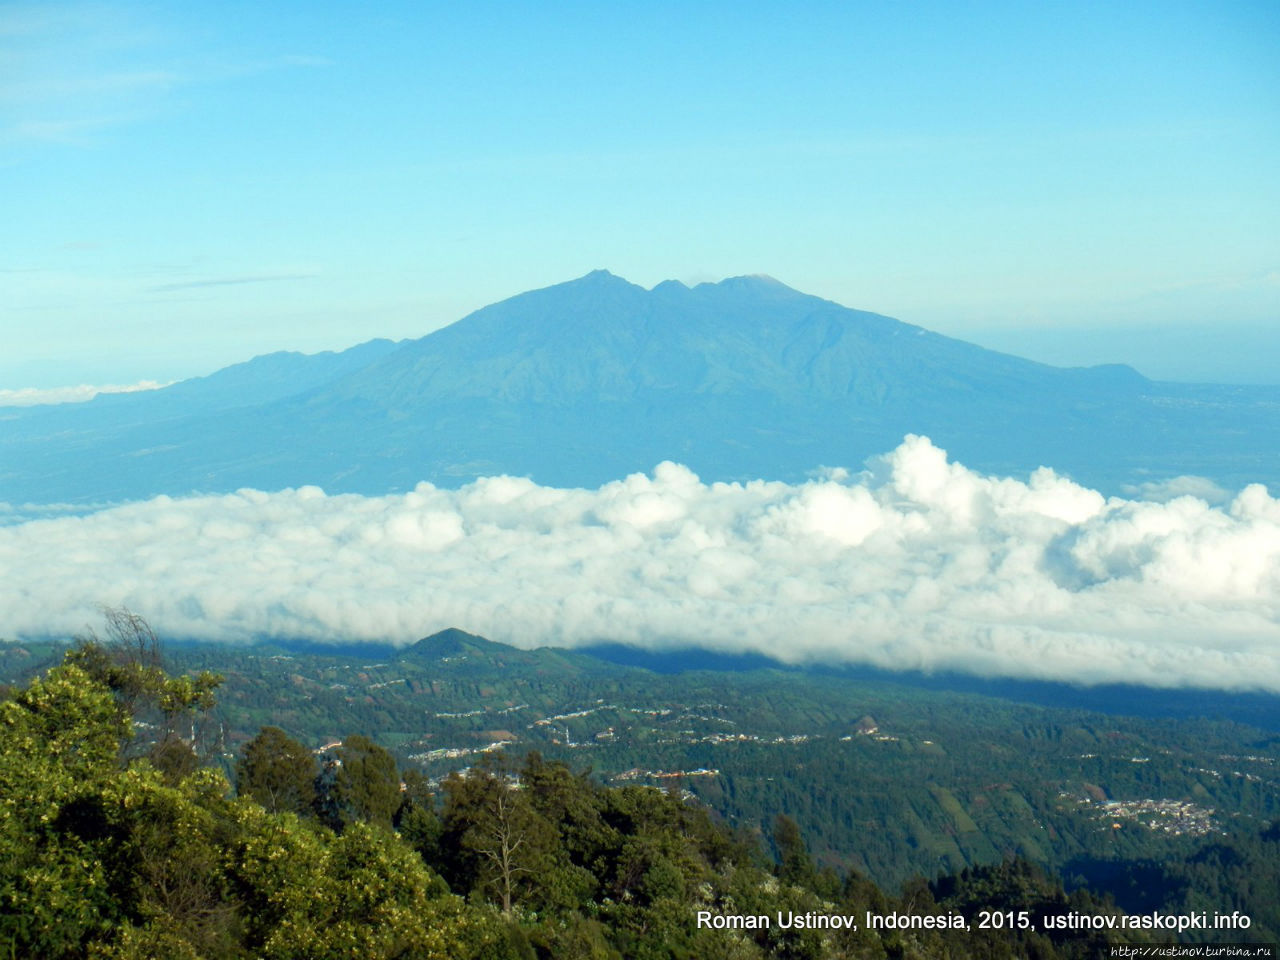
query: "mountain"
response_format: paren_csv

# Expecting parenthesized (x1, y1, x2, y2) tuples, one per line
(0, 338, 401, 443)
(3, 271, 1277, 504)
(397, 627, 616, 680)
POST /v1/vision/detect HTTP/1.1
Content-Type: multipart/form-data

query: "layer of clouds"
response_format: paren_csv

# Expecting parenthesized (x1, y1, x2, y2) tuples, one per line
(1, 435, 1278, 691)
(0, 380, 169, 406)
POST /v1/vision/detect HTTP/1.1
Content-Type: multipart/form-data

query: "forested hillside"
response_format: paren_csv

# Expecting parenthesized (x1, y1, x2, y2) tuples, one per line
(135, 634, 1280, 888)
(2, 626, 1278, 956)
(1, 639, 1151, 959)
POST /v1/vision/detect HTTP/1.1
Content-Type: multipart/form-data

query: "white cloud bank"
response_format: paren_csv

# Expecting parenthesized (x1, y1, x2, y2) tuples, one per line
(2, 435, 1278, 691)
(0, 380, 169, 406)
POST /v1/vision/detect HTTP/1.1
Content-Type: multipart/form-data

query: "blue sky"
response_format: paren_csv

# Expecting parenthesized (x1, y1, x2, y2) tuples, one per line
(3, 0, 1278, 389)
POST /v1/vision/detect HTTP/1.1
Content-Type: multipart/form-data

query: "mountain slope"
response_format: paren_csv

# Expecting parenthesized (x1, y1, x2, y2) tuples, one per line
(2, 272, 1276, 504)
(397, 627, 615, 679)
(0, 338, 401, 441)
(318, 271, 1141, 407)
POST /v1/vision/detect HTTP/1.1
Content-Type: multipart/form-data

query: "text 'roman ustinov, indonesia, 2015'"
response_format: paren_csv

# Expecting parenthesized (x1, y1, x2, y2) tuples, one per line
(696, 910, 1256, 934)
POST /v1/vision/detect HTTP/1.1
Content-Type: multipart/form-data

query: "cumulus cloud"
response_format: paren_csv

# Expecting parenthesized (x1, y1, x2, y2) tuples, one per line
(1, 435, 1278, 691)
(0, 380, 169, 406)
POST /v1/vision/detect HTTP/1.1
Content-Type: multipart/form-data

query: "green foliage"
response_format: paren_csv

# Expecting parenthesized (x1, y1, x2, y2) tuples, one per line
(128, 633, 1280, 898)
(230, 812, 483, 959)
(0, 648, 517, 959)
(64, 608, 222, 766)
(0, 663, 128, 955)
(1066, 822, 1280, 942)
(235, 725, 318, 816)
(774, 814, 816, 889)
(318, 734, 403, 831)
(1, 625, 1273, 959)
(441, 760, 560, 916)
(150, 733, 201, 785)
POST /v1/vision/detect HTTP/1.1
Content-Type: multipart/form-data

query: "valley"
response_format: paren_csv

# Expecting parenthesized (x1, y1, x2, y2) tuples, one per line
(7, 629, 1276, 892)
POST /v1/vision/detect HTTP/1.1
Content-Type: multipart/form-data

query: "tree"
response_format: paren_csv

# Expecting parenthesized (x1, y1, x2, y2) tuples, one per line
(474, 786, 533, 917)
(441, 764, 556, 917)
(520, 751, 613, 870)
(65, 607, 222, 763)
(773, 814, 815, 889)
(150, 732, 200, 785)
(316, 734, 401, 831)
(396, 768, 443, 865)
(0, 663, 128, 956)
(236, 726, 318, 817)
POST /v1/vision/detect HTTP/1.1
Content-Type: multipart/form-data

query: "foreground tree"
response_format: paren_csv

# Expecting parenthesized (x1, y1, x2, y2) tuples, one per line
(0, 618, 520, 960)
(315, 733, 402, 831)
(396, 768, 443, 864)
(441, 762, 557, 917)
(0, 663, 128, 955)
(236, 725, 318, 816)
(65, 605, 222, 764)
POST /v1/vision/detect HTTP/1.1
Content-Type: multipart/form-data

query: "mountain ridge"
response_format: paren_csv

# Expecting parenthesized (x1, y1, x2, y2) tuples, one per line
(293, 270, 1148, 437)
(1, 271, 1275, 504)
(397, 626, 621, 679)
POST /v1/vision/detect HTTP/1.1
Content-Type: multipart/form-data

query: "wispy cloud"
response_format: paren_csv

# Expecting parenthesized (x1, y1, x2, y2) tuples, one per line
(0, 3, 177, 150)
(147, 273, 317, 293)
(3, 436, 1278, 692)
(0, 3, 134, 41)
(2, 114, 125, 146)
(0, 68, 178, 106)
(0, 379, 169, 407)
(1, 3, 330, 151)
